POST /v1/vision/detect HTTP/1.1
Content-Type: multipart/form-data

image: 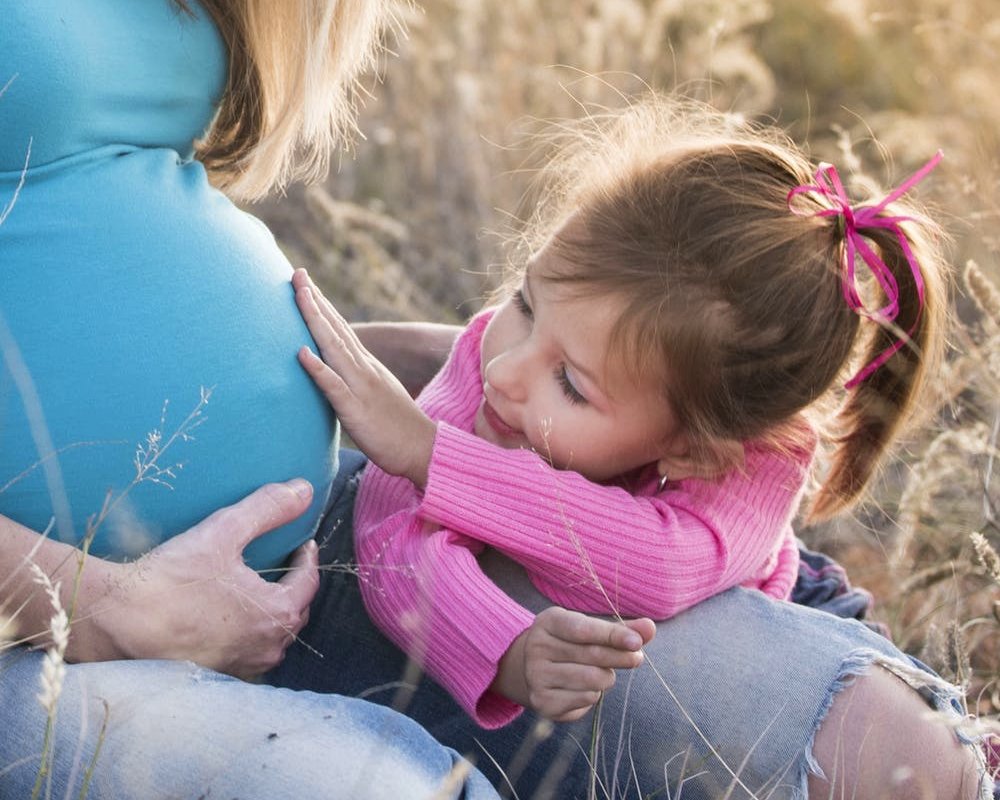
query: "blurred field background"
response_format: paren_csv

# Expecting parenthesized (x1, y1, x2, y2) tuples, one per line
(257, 0, 1000, 717)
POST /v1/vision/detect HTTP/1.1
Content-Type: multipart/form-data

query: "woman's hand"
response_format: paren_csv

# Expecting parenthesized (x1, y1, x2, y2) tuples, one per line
(293, 268, 438, 489)
(72, 480, 320, 679)
(492, 607, 656, 722)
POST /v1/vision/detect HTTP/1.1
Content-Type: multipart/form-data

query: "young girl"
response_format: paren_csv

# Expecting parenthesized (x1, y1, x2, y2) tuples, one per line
(294, 94, 956, 737)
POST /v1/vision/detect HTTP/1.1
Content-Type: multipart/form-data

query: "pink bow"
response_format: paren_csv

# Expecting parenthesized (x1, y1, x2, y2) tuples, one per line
(787, 150, 943, 388)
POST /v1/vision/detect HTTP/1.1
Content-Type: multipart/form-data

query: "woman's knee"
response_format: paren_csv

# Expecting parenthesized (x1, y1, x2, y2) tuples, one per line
(808, 665, 987, 799)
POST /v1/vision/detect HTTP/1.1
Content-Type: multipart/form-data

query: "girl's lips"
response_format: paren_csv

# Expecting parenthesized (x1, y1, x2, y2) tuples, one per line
(481, 399, 519, 439)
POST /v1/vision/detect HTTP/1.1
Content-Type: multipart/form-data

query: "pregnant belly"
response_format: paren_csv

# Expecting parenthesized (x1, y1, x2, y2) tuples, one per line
(0, 147, 339, 571)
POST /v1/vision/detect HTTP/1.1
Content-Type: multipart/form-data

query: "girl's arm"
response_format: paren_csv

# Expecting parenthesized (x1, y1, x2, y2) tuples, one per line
(297, 274, 650, 723)
(295, 265, 802, 620)
(419, 424, 808, 619)
(353, 500, 532, 727)
(0, 480, 320, 679)
(354, 482, 648, 727)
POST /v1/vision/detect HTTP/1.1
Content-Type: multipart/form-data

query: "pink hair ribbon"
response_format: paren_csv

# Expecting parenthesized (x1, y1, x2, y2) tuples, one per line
(787, 150, 943, 388)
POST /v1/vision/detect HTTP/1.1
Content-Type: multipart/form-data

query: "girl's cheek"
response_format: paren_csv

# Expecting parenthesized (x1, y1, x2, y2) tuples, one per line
(534, 407, 558, 443)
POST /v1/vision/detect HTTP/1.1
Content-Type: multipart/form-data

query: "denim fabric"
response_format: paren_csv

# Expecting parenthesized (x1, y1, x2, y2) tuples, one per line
(268, 450, 992, 800)
(1, 450, 990, 799)
(0, 645, 497, 799)
(790, 540, 891, 638)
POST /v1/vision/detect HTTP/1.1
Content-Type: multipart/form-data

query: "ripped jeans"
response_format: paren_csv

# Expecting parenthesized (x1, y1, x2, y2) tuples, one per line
(268, 450, 995, 800)
(0, 450, 992, 799)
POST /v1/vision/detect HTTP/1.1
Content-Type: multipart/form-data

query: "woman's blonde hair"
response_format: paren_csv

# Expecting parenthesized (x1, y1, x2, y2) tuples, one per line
(511, 96, 950, 521)
(179, 0, 393, 201)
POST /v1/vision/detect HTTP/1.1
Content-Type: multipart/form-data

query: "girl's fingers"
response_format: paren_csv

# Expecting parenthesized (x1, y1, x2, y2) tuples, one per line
(533, 688, 605, 721)
(537, 606, 644, 651)
(625, 617, 657, 645)
(297, 291, 362, 376)
(299, 346, 372, 423)
(299, 346, 349, 396)
(293, 268, 333, 317)
(540, 639, 644, 670)
(297, 286, 371, 373)
(534, 662, 617, 693)
(294, 270, 362, 349)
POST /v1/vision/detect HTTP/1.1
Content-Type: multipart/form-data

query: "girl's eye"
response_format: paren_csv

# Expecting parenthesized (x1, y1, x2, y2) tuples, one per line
(555, 367, 587, 405)
(513, 288, 533, 319)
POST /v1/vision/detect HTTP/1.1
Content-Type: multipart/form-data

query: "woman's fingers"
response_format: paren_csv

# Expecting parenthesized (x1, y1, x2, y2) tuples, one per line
(108, 479, 324, 678)
(278, 538, 320, 619)
(194, 479, 314, 553)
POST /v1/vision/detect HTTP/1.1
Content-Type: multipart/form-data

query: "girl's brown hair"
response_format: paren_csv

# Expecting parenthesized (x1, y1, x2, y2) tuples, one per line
(177, 0, 393, 201)
(514, 97, 948, 522)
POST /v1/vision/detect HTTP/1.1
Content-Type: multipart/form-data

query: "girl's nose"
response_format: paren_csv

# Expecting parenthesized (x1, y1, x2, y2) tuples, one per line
(483, 347, 529, 403)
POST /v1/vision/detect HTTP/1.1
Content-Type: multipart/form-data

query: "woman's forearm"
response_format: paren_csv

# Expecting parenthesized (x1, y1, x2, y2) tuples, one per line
(0, 513, 119, 661)
(0, 480, 321, 675)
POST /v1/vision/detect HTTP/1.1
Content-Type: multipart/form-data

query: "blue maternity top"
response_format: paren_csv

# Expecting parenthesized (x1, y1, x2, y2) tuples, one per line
(0, 1, 339, 570)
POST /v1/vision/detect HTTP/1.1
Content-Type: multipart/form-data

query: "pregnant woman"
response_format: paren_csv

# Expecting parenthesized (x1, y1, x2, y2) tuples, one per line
(0, 2, 497, 797)
(0, 2, 993, 799)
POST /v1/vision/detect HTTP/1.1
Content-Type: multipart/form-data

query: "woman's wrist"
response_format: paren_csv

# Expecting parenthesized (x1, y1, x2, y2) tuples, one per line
(0, 514, 128, 662)
(62, 555, 136, 663)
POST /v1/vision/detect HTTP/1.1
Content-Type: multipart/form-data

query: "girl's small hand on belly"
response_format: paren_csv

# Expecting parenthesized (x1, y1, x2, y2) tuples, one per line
(294, 269, 437, 489)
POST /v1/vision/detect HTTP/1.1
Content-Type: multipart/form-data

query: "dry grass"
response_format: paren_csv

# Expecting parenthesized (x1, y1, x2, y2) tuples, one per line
(3, 0, 996, 795)
(255, 0, 1000, 717)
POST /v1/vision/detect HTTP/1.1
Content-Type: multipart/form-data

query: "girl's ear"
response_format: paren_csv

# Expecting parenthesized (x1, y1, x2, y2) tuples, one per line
(656, 437, 743, 482)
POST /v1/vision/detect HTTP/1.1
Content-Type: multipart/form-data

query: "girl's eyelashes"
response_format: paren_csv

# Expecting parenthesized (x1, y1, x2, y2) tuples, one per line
(513, 288, 533, 319)
(513, 285, 585, 405)
(555, 366, 587, 405)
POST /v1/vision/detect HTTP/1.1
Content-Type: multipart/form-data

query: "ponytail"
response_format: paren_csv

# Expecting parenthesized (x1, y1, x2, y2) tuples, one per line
(799, 158, 949, 521)
(507, 98, 950, 520)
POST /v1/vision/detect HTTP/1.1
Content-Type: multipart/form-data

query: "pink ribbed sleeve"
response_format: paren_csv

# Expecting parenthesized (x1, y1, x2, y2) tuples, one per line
(352, 503, 534, 727)
(354, 311, 535, 728)
(353, 309, 811, 728)
(420, 425, 807, 618)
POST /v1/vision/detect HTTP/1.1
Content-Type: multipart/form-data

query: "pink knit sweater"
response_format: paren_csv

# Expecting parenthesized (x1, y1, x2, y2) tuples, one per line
(353, 309, 811, 728)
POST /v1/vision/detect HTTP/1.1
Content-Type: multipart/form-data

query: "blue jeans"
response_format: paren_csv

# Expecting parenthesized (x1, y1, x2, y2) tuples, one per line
(0, 647, 498, 799)
(0, 451, 991, 799)
(268, 450, 993, 800)
(0, 448, 498, 800)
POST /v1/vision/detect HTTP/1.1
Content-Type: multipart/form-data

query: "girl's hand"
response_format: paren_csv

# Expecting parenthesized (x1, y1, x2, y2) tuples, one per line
(352, 321, 460, 398)
(293, 269, 437, 489)
(74, 480, 320, 679)
(492, 607, 655, 722)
